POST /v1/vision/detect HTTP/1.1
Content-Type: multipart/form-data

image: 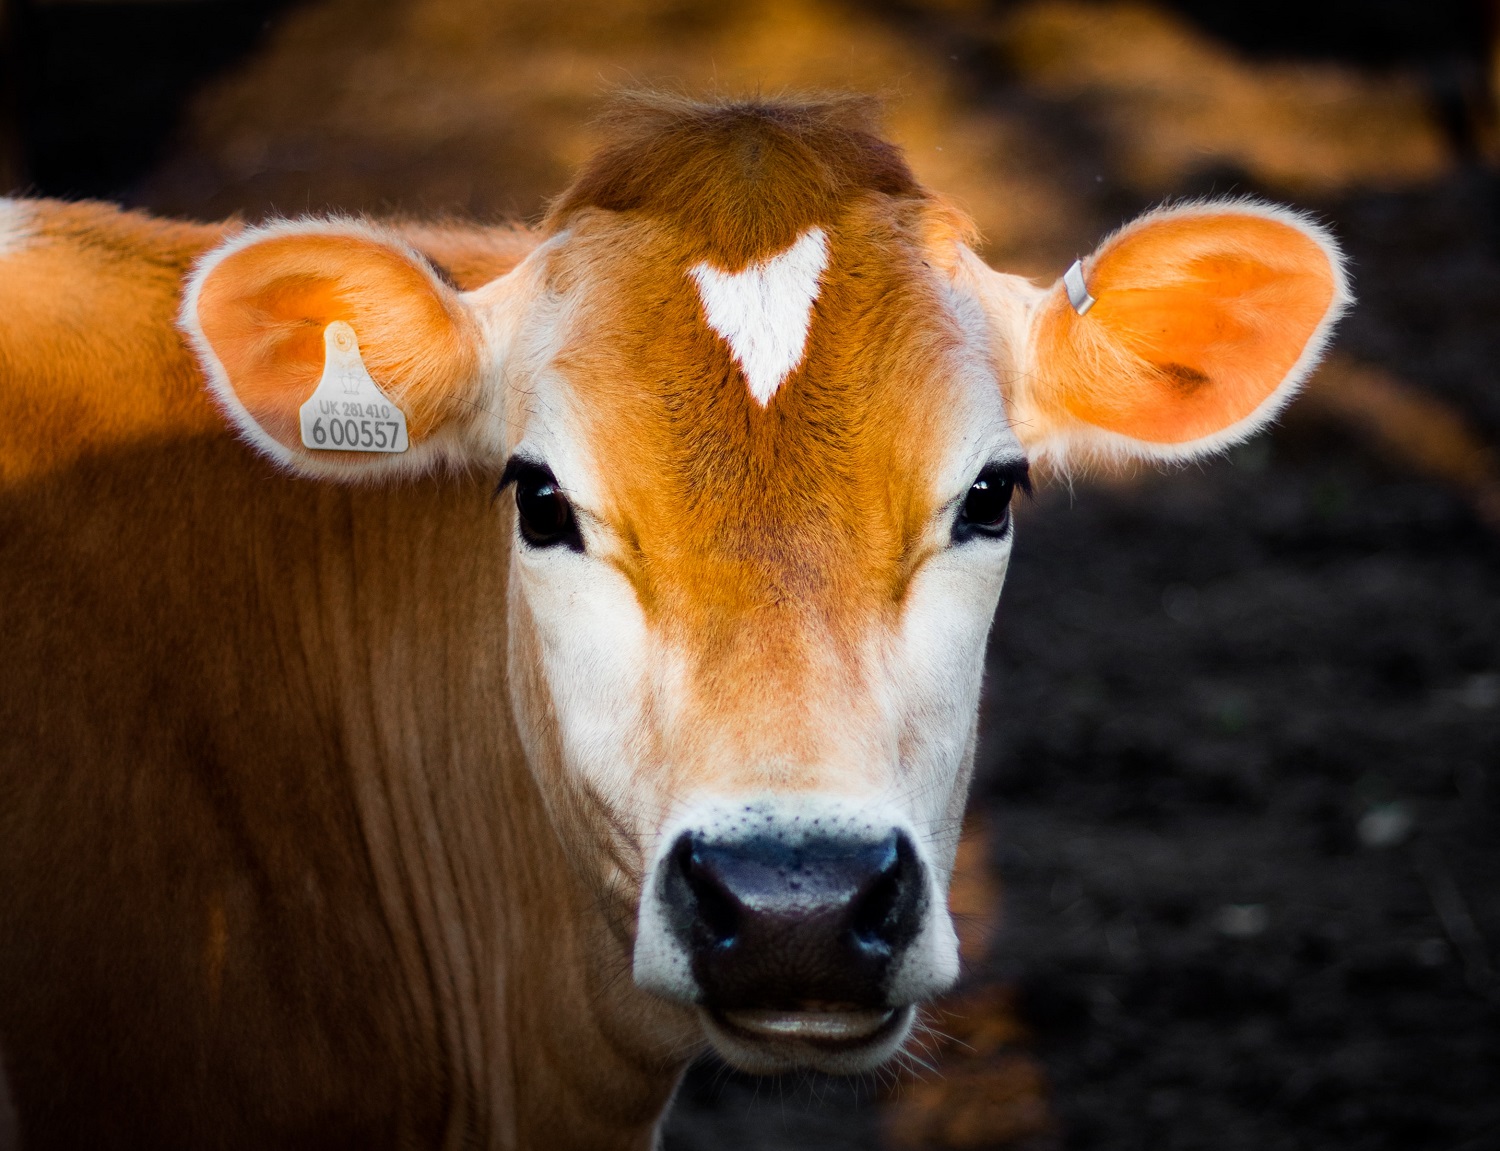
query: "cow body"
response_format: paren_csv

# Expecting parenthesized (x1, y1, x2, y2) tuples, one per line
(0, 97, 1347, 1148)
(0, 202, 683, 1148)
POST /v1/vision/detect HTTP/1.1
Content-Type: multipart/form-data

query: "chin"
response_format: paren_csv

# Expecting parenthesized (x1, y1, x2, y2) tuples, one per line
(698, 1004, 915, 1075)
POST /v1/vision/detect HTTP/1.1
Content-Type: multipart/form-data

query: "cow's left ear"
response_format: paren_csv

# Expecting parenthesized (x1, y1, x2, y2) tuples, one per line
(1005, 201, 1349, 465)
(181, 219, 497, 480)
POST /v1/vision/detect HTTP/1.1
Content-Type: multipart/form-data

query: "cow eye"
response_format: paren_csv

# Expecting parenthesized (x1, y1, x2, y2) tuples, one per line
(954, 461, 1030, 543)
(497, 459, 583, 552)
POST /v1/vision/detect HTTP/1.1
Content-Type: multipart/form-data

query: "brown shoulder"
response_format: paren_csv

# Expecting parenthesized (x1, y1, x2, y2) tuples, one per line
(0, 199, 232, 484)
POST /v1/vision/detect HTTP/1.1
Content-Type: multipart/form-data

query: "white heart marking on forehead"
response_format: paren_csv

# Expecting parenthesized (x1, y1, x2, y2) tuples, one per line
(688, 227, 829, 407)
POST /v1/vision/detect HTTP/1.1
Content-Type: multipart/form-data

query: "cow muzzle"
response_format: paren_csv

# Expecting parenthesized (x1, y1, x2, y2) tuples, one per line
(632, 800, 959, 1073)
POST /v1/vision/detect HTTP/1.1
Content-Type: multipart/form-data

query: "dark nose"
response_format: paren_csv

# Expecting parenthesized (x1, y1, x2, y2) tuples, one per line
(662, 829, 927, 1009)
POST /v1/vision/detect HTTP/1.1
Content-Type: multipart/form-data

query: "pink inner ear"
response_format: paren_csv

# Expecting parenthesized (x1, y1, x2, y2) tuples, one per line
(195, 231, 480, 456)
(1032, 212, 1340, 447)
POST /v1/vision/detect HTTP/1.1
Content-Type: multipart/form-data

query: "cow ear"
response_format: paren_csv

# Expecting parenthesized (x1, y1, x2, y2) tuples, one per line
(180, 220, 491, 479)
(1010, 201, 1349, 466)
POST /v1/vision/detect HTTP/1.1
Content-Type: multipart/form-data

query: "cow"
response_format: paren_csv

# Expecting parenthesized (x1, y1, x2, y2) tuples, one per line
(0, 94, 1347, 1149)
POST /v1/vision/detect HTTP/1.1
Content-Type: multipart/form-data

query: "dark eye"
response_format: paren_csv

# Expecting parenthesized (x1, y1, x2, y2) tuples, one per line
(498, 459, 583, 551)
(954, 461, 1030, 543)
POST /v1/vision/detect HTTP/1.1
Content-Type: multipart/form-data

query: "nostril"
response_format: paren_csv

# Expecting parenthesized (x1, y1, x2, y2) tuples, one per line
(672, 833, 741, 947)
(849, 832, 923, 952)
(850, 843, 900, 941)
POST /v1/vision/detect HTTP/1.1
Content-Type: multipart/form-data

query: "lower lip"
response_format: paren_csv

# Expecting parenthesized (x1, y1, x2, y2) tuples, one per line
(714, 1008, 897, 1045)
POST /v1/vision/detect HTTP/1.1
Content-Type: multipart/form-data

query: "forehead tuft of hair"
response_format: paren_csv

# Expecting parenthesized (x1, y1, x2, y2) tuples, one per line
(544, 92, 926, 268)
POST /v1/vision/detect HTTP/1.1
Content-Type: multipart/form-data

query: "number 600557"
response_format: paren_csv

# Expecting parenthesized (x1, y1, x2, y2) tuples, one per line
(310, 417, 400, 450)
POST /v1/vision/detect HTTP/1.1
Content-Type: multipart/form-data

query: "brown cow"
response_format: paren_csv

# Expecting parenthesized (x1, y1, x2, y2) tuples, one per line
(0, 95, 1347, 1149)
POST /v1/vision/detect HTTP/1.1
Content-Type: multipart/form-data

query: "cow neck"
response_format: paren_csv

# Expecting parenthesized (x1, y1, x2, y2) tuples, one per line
(316, 481, 691, 1147)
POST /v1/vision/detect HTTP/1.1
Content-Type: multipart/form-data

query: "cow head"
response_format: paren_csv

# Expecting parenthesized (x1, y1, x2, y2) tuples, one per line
(181, 96, 1347, 1075)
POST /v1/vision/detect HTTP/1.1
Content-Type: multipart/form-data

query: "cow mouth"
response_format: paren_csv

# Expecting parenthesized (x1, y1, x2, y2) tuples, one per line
(714, 1007, 896, 1046)
(700, 1004, 911, 1073)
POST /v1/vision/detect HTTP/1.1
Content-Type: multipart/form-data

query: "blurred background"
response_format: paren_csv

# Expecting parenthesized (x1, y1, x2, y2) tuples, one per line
(3, 0, 1497, 1147)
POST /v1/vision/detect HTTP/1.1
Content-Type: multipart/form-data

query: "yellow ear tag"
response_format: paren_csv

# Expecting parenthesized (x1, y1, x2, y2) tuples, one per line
(299, 321, 410, 453)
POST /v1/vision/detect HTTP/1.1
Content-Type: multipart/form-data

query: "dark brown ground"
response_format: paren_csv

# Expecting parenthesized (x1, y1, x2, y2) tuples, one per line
(4, 1, 1498, 1147)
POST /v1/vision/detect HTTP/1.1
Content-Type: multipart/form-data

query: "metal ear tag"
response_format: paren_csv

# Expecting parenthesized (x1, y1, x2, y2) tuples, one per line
(1063, 259, 1096, 316)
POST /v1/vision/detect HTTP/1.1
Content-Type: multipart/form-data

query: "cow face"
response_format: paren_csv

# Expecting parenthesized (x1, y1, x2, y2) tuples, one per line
(183, 99, 1347, 1075)
(492, 200, 1020, 1071)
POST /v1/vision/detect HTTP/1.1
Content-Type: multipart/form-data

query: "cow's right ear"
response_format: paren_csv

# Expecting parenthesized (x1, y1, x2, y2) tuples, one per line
(180, 220, 493, 480)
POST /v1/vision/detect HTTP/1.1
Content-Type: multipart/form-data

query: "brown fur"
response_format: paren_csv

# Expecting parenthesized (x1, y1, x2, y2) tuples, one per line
(546, 92, 926, 268)
(537, 100, 980, 767)
(537, 190, 976, 791)
(0, 94, 1343, 1149)
(0, 200, 681, 1149)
